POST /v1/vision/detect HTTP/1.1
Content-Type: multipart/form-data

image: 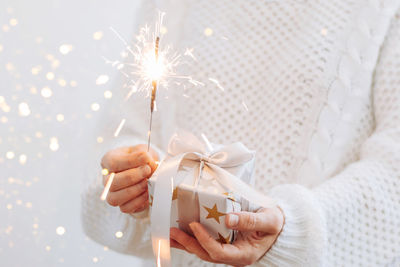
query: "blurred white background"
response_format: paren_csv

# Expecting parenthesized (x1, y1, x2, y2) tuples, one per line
(0, 0, 145, 266)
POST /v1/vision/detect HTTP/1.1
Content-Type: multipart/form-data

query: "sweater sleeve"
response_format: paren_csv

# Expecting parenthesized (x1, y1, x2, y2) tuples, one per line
(256, 9, 400, 267)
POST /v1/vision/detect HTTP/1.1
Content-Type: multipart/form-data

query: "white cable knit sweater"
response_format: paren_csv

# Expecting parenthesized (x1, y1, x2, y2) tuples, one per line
(81, 0, 400, 266)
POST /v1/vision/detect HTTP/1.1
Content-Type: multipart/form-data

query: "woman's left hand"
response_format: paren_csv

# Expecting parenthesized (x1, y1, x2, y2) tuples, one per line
(170, 206, 284, 267)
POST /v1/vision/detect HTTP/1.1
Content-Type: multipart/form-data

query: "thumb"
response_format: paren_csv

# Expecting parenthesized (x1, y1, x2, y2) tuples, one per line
(225, 208, 283, 234)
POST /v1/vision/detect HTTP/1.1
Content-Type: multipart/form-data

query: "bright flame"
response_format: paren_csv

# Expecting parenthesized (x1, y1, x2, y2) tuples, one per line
(143, 52, 165, 81)
(105, 12, 203, 101)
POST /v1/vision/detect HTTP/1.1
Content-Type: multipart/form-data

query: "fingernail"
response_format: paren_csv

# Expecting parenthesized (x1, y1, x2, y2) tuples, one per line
(142, 165, 151, 175)
(228, 214, 239, 227)
(189, 222, 196, 230)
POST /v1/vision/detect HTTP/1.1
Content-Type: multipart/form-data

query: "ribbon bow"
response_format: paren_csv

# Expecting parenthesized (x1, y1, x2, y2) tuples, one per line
(150, 131, 273, 267)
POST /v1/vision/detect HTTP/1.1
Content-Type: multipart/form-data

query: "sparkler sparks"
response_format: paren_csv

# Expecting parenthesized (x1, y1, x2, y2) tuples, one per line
(101, 12, 203, 202)
(114, 118, 126, 137)
(209, 78, 225, 92)
(100, 172, 115, 201)
(104, 11, 202, 151)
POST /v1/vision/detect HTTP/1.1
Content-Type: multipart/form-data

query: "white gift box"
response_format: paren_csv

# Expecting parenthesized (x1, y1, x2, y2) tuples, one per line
(148, 132, 255, 243)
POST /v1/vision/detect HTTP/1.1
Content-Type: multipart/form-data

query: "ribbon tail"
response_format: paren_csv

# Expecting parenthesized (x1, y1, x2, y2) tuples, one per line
(150, 153, 193, 267)
(151, 167, 173, 267)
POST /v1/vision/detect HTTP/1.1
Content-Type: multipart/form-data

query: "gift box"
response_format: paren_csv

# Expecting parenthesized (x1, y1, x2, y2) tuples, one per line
(148, 131, 256, 244)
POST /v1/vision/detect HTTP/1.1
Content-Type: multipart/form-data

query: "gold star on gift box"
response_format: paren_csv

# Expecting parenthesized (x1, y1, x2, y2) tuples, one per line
(203, 204, 226, 223)
(149, 195, 154, 207)
(216, 232, 231, 244)
(223, 191, 236, 202)
(172, 187, 178, 201)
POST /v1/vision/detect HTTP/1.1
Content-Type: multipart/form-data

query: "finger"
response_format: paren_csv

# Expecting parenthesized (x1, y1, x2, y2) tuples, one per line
(131, 199, 149, 213)
(170, 227, 213, 262)
(225, 208, 283, 234)
(189, 222, 244, 264)
(170, 238, 187, 251)
(135, 144, 159, 170)
(118, 191, 149, 213)
(102, 149, 155, 173)
(106, 179, 148, 207)
(107, 165, 151, 191)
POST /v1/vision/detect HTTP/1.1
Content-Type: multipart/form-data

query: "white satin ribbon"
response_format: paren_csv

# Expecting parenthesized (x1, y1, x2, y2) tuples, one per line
(150, 132, 275, 267)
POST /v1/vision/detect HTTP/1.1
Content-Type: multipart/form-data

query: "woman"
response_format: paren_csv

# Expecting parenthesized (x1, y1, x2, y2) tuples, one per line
(81, 0, 400, 266)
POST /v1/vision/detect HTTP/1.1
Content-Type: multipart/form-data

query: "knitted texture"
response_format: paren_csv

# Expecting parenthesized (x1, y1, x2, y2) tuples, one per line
(81, 0, 400, 266)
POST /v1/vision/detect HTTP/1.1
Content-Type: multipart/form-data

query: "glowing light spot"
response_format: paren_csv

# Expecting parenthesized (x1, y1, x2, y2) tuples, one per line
(35, 131, 43, 138)
(33, 224, 39, 229)
(115, 231, 123, 238)
(45, 246, 51, 251)
(59, 44, 73, 55)
(104, 90, 112, 99)
(2, 25, 10, 32)
(18, 102, 31, 116)
(6, 204, 12, 210)
(103, 246, 109, 251)
(97, 136, 104, 143)
(1, 116, 8, 123)
(19, 154, 27, 165)
(5, 226, 13, 234)
(6, 62, 15, 71)
(46, 54, 54, 61)
(6, 151, 15, 159)
(56, 226, 66, 235)
(93, 31, 103, 40)
(30, 87, 38, 94)
(56, 114, 64, 122)
(96, 75, 109, 85)
(16, 199, 22, 205)
(46, 72, 55, 80)
(91, 103, 100, 111)
(101, 168, 109, 176)
(92, 257, 99, 263)
(52, 60, 60, 69)
(58, 79, 66, 87)
(31, 66, 42, 75)
(320, 28, 328, 36)
(70, 80, 77, 87)
(160, 26, 168, 34)
(49, 137, 59, 151)
(41, 87, 52, 98)
(9, 18, 18, 26)
(1, 104, 10, 113)
(25, 202, 32, 208)
(0, 44, 3, 52)
(35, 37, 43, 43)
(204, 28, 213, 36)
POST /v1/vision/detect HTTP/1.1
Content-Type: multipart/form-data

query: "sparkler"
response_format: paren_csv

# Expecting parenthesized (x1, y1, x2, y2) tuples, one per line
(105, 12, 202, 150)
(100, 12, 202, 202)
(147, 36, 160, 151)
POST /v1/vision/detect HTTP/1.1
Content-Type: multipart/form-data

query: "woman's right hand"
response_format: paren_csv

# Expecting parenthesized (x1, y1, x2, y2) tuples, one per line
(101, 145, 158, 214)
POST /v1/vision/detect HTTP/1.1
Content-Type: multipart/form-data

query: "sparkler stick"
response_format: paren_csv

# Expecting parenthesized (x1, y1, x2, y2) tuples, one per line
(147, 36, 160, 152)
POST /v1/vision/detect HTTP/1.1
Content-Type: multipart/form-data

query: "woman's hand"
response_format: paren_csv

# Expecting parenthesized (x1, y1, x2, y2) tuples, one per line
(101, 145, 158, 214)
(170, 207, 284, 267)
